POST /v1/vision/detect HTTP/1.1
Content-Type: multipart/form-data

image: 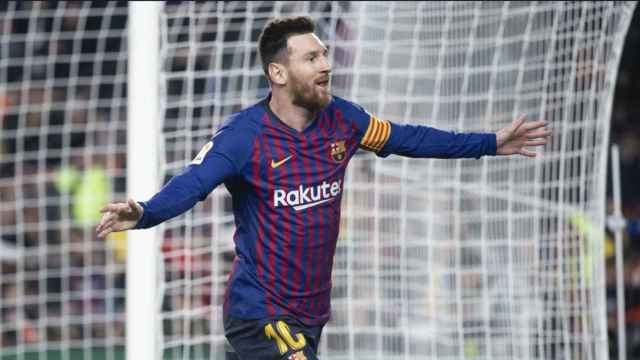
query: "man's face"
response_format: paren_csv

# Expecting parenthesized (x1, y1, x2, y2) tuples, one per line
(283, 33, 332, 112)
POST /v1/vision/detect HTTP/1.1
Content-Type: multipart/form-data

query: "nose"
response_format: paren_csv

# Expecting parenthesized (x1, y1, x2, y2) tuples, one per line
(319, 54, 331, 73)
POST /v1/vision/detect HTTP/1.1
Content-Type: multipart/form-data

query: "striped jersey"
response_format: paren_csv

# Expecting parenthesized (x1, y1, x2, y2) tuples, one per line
(135, 94, 496, 325)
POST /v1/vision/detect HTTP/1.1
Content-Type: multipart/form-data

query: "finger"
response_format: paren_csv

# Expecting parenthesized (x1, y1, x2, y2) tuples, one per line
(100, 203, 126, 213)
(128, 198, 142, 214)
(519, 148, 538, 157)
(100, 218, 117, 232)
(101, 211, 115, 222)
(514, 114, 537, 137)
(97, 226, 112, 239)
(527, 129, 552, 139)
(525, 139, 548, 147)
(115, 203, 132, 213)
(96, 220, 111, 237)
(131, 200, 144, 221)
(511, 113, 527, 132)
(96, 213, 114, 232)
(522, 119, 548, 131)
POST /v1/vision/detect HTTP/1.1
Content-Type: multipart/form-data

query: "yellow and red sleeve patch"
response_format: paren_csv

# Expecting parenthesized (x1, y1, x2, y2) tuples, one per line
(360, 116, 391, 152)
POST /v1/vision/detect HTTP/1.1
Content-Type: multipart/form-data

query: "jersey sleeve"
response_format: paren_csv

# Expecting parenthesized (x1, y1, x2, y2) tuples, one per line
(341, 98, 496, 159)
(337, 98, 392, 154)
(134, 119, 256, 229)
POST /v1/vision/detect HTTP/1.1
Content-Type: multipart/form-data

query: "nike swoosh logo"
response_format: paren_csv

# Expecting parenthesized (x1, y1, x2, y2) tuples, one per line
(270, 155, 293, 169)
(293, 198, 332, 211)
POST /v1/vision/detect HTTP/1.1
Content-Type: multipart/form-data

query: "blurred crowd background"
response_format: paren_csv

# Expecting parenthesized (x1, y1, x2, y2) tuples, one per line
(0, 1, 639, 358)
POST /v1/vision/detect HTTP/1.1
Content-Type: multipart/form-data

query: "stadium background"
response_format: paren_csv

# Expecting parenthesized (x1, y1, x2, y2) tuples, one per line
(0, 2, 638, 359)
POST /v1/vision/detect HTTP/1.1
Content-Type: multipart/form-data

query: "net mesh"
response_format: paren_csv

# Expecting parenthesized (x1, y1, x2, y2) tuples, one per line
(158, 2, 634, 359)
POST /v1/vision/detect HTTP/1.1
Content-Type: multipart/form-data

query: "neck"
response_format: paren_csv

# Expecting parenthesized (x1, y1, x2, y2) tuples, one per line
(269, 90, 316, 132)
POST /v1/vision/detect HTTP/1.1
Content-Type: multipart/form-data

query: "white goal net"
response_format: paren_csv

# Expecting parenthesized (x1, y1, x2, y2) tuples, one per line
(157, 2, 635, 359)
(0, 1, 636, 360)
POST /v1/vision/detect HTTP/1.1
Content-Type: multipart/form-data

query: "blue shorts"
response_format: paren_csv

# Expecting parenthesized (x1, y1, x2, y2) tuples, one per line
(224, 314, 323, 360)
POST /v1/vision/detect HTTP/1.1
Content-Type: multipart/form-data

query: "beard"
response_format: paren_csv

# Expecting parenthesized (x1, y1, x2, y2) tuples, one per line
(289, 72, 331, 112)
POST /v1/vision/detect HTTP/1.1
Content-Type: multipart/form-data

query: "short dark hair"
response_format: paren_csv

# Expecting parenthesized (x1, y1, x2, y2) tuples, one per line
(258, 16, 316, 81)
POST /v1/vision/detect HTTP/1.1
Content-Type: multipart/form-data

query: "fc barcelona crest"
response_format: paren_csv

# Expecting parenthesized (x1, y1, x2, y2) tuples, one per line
(330, 140, 346, 163)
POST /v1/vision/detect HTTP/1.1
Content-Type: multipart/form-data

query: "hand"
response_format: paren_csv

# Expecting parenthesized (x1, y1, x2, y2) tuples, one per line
(496, 114, 551, 157)
(96, 198, 144, 238)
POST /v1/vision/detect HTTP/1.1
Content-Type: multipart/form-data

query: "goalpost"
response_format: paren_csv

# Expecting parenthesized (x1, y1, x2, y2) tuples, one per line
(0, 1, 636, 360)
(127, 3, 162, 360)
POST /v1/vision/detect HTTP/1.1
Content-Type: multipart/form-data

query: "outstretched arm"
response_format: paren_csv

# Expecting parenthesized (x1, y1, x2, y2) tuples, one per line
(359, 113, 549, 159)
(94, 120, 256, 239)
(496, 114, 551, 157)
(338, 96, 551, 160)
(361, 117, 498, 159)
(94, 151, 236, 238)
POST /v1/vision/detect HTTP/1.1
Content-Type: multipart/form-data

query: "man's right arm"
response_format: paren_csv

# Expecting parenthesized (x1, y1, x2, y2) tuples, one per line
(96, 119, 255, 237)
(133, 151, 237, 229)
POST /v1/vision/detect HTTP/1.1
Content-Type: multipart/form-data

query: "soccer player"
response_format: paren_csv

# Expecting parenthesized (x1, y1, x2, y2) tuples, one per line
(96, 16, 550, 360)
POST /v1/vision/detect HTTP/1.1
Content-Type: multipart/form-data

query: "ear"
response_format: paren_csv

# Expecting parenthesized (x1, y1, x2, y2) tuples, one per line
(268, 62, 287, 86)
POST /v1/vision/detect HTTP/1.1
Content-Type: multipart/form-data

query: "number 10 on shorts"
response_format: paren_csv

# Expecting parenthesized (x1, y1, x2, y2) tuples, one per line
(264, 320, 307, 355)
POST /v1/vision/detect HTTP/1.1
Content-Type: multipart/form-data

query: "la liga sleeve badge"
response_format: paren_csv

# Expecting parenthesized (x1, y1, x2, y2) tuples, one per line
(191, 141, 213, 165)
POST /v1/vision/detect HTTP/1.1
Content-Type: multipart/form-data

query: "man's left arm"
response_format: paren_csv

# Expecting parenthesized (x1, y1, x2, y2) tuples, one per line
(360, 113, 550, 159)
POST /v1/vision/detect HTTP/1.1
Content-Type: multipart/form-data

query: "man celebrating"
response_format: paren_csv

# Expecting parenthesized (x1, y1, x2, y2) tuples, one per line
(97, 16, 550, 360)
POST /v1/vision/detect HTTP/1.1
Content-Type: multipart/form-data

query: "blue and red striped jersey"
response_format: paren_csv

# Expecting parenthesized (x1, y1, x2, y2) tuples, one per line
(135, 94, 496, 325)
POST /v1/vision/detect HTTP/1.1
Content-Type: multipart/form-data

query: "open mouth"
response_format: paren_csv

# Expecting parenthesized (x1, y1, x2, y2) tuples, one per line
(316, 79, 330, 89)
